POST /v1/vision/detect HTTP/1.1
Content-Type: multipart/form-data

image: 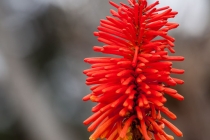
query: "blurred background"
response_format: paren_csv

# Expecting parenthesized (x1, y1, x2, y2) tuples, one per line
(0, 0, 209, 140)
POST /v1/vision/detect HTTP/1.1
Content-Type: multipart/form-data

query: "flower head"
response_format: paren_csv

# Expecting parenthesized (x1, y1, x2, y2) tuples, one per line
(83, 0, 184, 140)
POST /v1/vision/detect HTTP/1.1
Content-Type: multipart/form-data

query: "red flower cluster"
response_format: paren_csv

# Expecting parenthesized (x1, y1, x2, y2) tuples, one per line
(83, 0, 184, 140)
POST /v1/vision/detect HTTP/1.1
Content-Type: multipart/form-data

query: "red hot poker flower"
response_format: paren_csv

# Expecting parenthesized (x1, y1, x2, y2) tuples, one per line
(83, 0, 184, 140)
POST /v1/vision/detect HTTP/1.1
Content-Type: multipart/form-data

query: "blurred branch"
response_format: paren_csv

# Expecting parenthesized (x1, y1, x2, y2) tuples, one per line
(0, 26, 74, 140)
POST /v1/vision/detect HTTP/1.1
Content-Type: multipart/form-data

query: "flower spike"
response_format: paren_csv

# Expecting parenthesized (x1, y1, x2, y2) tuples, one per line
(83, 0, 184, 140)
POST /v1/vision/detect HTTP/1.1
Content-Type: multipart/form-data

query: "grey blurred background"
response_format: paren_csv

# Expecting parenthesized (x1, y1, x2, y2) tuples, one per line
(0, 0, 209, 140)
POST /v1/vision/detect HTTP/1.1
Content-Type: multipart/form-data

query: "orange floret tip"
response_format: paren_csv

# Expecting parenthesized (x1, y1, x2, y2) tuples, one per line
(83, 0, 184, 139)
